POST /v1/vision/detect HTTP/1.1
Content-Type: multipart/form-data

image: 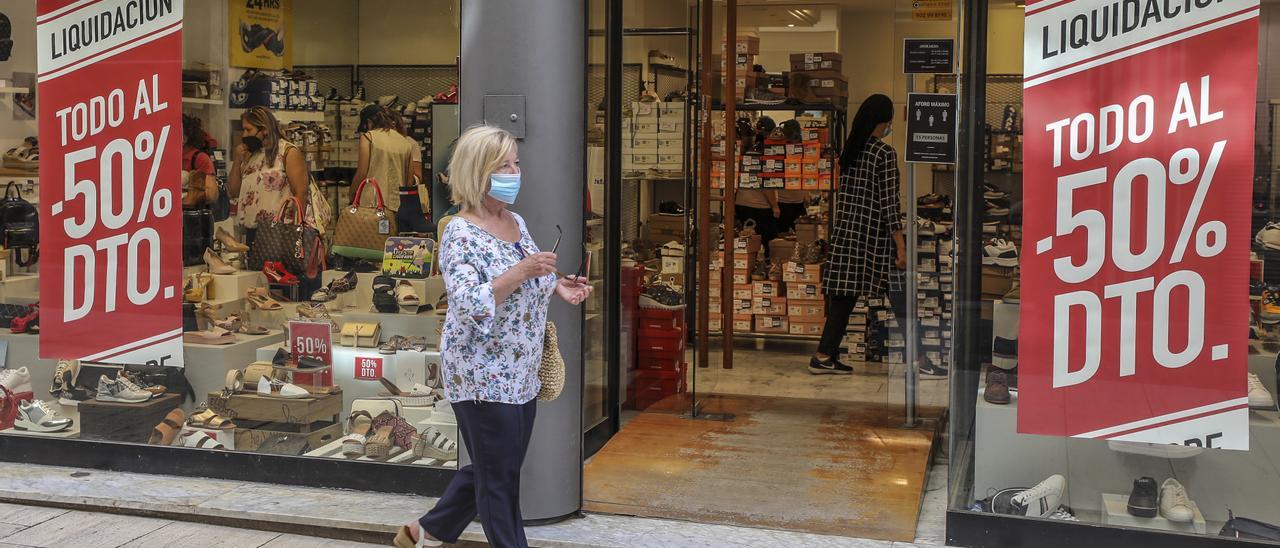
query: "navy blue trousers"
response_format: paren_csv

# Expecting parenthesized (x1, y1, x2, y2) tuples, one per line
(419, 399, 537, 548)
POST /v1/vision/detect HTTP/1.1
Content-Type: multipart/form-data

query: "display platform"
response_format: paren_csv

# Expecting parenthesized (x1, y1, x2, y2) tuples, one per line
(974, 353, 1280, 526)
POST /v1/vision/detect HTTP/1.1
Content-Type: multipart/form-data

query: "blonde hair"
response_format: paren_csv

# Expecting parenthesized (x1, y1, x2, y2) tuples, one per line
(449, 125, 518, 212)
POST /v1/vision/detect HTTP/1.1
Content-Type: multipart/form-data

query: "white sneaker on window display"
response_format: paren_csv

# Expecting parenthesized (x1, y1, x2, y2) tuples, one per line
(1255, 222, 1280, 251)
(1159, 478, 1197, 523)
(1008, 474, 1065, 518)
(15, 400, 73, 433)
(0, 367, 33, 397)
(1248, 372, 1275, 410)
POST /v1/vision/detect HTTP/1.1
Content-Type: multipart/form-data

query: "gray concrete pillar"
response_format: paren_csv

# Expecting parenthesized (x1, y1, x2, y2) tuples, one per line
(460, 0, 585, 522)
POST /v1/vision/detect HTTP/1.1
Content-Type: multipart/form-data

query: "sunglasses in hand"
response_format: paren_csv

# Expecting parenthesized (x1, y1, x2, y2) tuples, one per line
(514, 225, 590, 280)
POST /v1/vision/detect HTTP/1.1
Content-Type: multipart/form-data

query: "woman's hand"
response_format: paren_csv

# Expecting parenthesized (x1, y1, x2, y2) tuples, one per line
(516, 252, 557, 280)
(556, 276, 593, 305)
(895, 248, 907, 270)
(234, 143, 249, 165)
(772, 205, 781, 218)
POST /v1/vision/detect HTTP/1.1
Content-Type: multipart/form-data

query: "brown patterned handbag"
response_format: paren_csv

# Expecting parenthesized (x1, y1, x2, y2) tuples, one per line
(246, 197, 324, 277)
(332, 178, 396, 260)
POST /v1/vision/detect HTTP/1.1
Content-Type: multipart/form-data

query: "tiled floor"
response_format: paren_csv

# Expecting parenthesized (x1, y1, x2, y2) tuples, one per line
(0, 462, 954, 547)
(0, 505, 384, 548)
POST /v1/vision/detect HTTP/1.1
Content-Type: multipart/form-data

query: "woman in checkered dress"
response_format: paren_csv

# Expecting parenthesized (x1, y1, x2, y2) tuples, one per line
(811, 94, 903, 374)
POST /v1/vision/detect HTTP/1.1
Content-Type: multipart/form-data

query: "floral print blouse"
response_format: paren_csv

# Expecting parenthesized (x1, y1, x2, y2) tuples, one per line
(236, 140, 296, 229)
(439, 213, 556, 404)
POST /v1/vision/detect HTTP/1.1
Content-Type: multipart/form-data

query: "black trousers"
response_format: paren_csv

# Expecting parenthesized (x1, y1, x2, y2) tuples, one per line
(734, 205, 778, 254)
(816, 294, 858, 358)
(777, 202, 806, 234)
(420, 399, 538, 547)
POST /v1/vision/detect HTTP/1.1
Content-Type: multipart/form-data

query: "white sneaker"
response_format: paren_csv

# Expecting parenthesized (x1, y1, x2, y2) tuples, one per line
(1248, 373, 1275, 409)
(1256, 223, 1280, 250)
(15, 400, 73, 433)
(983, 239, 1019, 267)
(95, 375, 151, 403)
(0, 367, 33, 396)
(1159, 478, 1197, 523)
(1011, 474, 1065, 518)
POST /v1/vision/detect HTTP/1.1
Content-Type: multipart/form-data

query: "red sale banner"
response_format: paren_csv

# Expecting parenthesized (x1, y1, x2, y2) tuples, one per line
(36, 0, 184, 366)
(1020, 0, 1258, 448)
(354, 356, 384, 381)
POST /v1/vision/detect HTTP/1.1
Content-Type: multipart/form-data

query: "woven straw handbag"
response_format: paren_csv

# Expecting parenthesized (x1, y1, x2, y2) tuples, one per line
(537, 321, 565, 401)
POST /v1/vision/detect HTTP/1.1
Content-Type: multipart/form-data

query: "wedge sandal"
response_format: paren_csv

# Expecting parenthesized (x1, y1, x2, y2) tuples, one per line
(188, 403, 237, 430)
(366, 425, 394, 458)
(411, 425, 458, 461)
(342, 411, 374, 457)
(148, 408, 186, 445)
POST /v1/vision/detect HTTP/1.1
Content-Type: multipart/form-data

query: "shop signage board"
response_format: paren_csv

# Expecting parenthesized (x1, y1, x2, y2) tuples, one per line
(1020, 0, 1259, 449)
(905, 93, 957, 164)
(36, 0, 185, 367)
(289, 321, 332, 365)
(228, 0, 293, 70)
(354, 356, 383, 381)
(903, 39, 954, 74)
(911, 0, 954, 21)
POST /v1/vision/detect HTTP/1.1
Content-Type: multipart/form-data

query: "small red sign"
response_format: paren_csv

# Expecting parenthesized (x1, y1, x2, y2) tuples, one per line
(355, 356, 383, 381)
(288, 321, 333, 365)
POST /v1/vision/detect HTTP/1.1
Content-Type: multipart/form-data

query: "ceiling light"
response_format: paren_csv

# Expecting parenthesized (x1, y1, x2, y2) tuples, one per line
(787, 23, 795, 27)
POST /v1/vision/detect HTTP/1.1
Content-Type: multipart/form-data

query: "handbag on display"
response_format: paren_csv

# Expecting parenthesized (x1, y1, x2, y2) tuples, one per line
(306, 179, 333, 235)
(242, 361, 286, 388)
(182, 208, 214, 267)
(245, 197, 325, 278)
(0, 385, 16, 430)
(339, 322, 381, 348)
(381, 237, 435, 279)
(0, 182, 37, 267)
(537, 321, 565, 401)
(333, 178, 396, 260)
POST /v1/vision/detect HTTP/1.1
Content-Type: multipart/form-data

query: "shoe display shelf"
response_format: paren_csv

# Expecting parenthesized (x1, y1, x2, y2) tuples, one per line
(206, 388, 343, 453)
(319, 270, 445, 315)
(0, 273, 38, 301)
(0, 405, 81, 439)
(1099, 493, 1207, 534)
(974, 351, 1280, 528)
(304, 435, 456, 467)
(182, 329, 288, 407)
(255, 342, 439, 404)
(79, 393, 184, 443)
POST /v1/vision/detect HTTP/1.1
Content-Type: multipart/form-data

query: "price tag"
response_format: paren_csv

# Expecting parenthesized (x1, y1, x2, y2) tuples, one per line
(288, 321, 332, 365)
(354, 356, 384, 381)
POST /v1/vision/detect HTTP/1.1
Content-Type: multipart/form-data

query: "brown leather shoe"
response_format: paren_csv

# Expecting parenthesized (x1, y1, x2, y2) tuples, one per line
(984, 369, 1011, 404)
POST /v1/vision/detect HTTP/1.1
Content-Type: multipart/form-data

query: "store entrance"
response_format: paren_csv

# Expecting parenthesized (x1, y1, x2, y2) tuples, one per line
(582, 0, 954, 542)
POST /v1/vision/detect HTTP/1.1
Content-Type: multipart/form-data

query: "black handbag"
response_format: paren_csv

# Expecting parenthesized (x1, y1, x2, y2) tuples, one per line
(0, 182, 38, 266)
(182, 208, 213, 266)
(1220, 511, 1280, 540)
(246, 197, 325, 277)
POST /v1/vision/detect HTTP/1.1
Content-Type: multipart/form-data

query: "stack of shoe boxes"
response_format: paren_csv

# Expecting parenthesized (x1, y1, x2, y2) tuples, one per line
(328, 100, 363, 170)
(712, 36, 762, 101)
(630, 308, 688, 410)
(787, 280, 825, 336)
(230, 71, 323, 112)
(915, 224, 946, 368)
(709, 235, 757, 334)
(761, 135, 786, 190)
(789, 52, 848, 109)
(624, 102, 684, 173)
(840, 297, 870, 362)
(403, 105, 433, 175)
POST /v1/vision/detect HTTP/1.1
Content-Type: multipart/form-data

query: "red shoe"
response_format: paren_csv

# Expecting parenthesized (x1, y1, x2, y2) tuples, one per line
(263, 262, 300, 285)
(11, 303, 38, 334)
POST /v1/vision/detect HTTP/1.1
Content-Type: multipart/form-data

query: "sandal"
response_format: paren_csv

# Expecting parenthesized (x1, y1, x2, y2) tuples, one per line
(183, 326, 236, 345)
(372, 411, 419, 450)
(378, 376, 404, 396)
(188, 403, 236, 430)
(342, 410, 374, 457)
(263, 261, 299, 285)
(214, 313, 243, 332)
(366, 425, 395, 458)
(179, 430, 226, 450)
(216, 226, 250, 253)
(412, 425, 458, 461)
(195, 302, 222, 325)
(149, 408, 186, 445)
(185, 272, 213, 302)
(238, 323, 270, 335)
(246, 288, 283, 310)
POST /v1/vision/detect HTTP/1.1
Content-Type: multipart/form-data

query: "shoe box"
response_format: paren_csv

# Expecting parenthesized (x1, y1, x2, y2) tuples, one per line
(638, 322, 685, 359)
(627, 363, 688, 411)
(782, 261, 821, 283)
(789, 52, 843, 73)
(231, 73, 322, 112)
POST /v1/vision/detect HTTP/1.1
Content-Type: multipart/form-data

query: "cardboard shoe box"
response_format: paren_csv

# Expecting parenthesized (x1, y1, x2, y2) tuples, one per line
(787, 299, 825, 319)
(789, 320, 825, 336)
(751, 296, 787, 315)
(789, 52, 844, 72)
(754, 315, 789, 333)
(783, 262, 822, 283)
(752, 280, 785, 298)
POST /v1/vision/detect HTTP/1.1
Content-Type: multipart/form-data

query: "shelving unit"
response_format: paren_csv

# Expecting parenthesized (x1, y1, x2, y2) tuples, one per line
(228, 108, 324, 123)
(0, 87, 30, 94)
(182, 97, 223, 106)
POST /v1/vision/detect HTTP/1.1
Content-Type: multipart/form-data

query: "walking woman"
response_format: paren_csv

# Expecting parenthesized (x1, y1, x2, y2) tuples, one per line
(811, 94, 902, 374)
(353, 104, 431, 233)
(396, 125, 592, 548)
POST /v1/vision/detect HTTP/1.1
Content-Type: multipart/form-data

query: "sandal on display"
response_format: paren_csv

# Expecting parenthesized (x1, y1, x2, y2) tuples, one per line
(204, 248, 237, 275)
(238, 323, 270, 335)
(295, 304, 339, 332)
(411, 425, 458, 461)
(148, 408, 186, 445)
(179, 430, 226, 450)
(365, 425, 395, 458)
(185, 273, 213, 303)
(263, 261, 300, 285)
(216, 227, 250, 253)
(378, 377, 404, 396)
(246, 288, 283, 310)
(342, 410, 374, 458)
(214, 313, 243, 333)
(188, 403, 237, 430)
(183, 327, 236, 345)
(372, 411, 419, 451)
(2, 137, 38, 171)
(379, 335, 409, 355)
(395, 281, 420, 307)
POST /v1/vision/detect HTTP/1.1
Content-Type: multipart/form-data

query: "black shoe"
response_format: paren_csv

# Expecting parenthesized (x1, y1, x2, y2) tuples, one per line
(809, 356, 853, 375)
(1126, 477, 1159, 517)
(919, 360, 949, 378)
(272, 347, 291, 366)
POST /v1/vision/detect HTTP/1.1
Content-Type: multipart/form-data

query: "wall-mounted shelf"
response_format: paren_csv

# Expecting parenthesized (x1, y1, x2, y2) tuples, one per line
(0, 168, 38, 178)
(229, 108, 324, 123)
(0, 87, 30, 94)
(182, 97, 223, 106)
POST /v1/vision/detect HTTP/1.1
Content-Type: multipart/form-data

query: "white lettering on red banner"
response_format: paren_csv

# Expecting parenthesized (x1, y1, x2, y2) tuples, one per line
(1020, 0, 1257, 449)
(355, 356, 383, 381)
(37, 0, 184, 366)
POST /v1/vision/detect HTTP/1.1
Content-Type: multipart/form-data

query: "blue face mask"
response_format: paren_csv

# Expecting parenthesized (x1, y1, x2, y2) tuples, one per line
(488, 173, 521, 204)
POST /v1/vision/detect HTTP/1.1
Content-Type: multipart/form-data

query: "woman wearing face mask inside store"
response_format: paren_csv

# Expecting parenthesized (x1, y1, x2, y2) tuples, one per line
(811, 94, 913, 375)
(395, 125, 592, 548)
(227, 106, 316, 291)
